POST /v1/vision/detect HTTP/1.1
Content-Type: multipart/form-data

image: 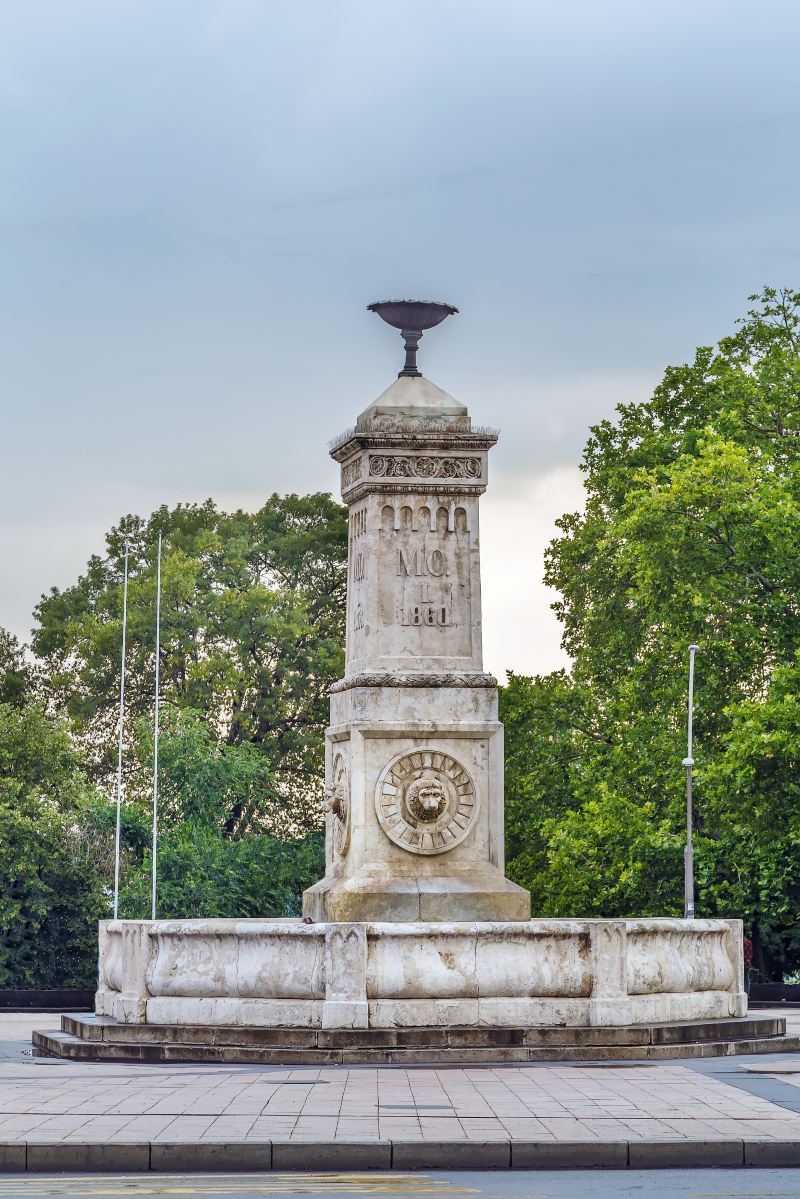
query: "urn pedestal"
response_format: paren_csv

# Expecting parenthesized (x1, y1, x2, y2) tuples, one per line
(302, 341, 529, 924)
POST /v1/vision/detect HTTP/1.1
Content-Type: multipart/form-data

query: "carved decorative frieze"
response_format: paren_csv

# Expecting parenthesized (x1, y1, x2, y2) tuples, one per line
(358, 413, 472, 434)
(330, 672, 497, 692)
(341, 458, 363, 489)
(323, 752, 351, 857)
(369, 455, 481, 480)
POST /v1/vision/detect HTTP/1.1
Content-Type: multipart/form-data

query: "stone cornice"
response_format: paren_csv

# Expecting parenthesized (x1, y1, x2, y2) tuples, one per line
(343, 480, 488, 502)
(331, 429, 498, 464)
(330, 671, 498, 693)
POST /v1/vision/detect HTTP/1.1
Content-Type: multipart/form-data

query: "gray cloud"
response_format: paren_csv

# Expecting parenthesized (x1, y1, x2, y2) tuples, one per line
(1, 0, 798, 668)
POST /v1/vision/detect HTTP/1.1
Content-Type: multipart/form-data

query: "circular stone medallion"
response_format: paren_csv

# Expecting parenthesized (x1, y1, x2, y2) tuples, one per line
(375, 749, 478, 855)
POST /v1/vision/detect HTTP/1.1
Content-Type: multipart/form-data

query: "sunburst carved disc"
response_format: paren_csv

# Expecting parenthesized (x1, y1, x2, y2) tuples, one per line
(374, 748, 478, 855)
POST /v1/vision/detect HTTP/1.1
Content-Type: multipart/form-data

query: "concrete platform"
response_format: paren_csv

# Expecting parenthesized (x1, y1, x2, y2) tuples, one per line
(32, 1012, 799, 1064)
(5, 1010, 800, 1173)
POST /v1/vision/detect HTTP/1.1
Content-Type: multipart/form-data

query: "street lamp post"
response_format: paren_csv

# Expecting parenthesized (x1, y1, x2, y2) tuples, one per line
(683, 645, 700, 919)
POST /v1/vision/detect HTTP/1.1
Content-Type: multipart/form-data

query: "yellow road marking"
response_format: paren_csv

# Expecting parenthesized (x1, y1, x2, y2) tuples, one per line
(0, 1177, 459, 1183)
(0, 1180, 480, 1197)
(0, 1184, 482, 1194)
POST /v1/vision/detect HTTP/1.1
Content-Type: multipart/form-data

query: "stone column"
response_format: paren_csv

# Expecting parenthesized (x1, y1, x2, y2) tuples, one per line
(587, 920, 632, 1027)
(96, 920, 153, 1024)
(303, 368, 530, 923)
(322, 924, 368, 1028)
(723, 918, 748, 1017)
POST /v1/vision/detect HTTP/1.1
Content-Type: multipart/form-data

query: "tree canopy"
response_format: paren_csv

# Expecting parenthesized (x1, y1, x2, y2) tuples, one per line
(0, 700, 108, 987)
(33, 492, 347, 837)
(0, 492, 347, 984)
(503, 287, 800, 976)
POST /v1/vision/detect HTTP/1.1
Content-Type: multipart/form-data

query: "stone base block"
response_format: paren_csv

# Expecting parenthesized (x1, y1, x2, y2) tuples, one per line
(322, 1000, 369, 1029)
(302, 871, 531, 923)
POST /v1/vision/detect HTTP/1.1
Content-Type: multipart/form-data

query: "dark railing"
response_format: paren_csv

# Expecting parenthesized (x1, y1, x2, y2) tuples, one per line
(750, 982, 800, 1004)
(0, 989, 94, 1010)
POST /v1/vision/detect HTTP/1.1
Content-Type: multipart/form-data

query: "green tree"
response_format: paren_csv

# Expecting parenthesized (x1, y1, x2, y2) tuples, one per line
(0, 628, 31, 708)
(503, 288, 800, 971)
(33, 493, 347, 836)
(119, 825, 324, 920)
(0, 702, 108, 987)
(501, 671, 591, 894)
(699, 659, 800, 977)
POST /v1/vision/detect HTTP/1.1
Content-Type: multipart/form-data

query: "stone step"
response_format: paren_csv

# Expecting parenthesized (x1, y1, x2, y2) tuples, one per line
(59, 1013, 784, 1048)
(33, 1021, 800, 1065)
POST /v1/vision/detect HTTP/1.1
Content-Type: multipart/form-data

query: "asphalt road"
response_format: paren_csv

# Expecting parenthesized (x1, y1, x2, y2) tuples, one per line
(2, 1171, 800, 1199)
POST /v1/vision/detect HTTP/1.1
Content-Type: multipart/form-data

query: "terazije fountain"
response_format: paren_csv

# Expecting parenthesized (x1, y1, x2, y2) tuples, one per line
(35, 302, 777, 1064)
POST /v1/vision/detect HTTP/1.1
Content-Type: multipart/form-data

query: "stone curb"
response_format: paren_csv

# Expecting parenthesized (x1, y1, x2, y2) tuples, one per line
(4, 1139, 800, 1172)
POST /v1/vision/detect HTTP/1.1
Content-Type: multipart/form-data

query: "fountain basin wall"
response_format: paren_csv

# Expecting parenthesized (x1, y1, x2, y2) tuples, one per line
(96, 917, 746, 1029)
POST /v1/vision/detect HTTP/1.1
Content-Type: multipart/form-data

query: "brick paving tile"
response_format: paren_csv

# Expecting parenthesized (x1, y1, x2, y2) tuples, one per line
(621, 1119, 703, 1140)
(84, 1119, 176, 1139)
(460, 1121, 510, 1141)
(8, 1015, 800, 1147)
(200, 1116, 258, 1138)
(0, 1116, 50, 1135)
(538, 1118, 603, 1141)
(292, 1116, 339, 1137)
(419, 1118, 467, 1140)
(335, 1118, 380, 1139)
(152, 1116, 218, 1139)
(377, 1117, 421, 1137)
(734, 1121, 800, 1138)
(260, 1096, 311, 1115)
(245, 1119, 298, 1138)
(499, 1117, 556, 1139)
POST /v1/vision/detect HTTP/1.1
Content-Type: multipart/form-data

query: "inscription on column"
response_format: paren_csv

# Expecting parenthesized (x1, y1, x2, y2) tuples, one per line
(349, 506, 368, 641)
(375, 500, 472, 658)
(400, 581, 452, 627)
(397, 545, 452, 626)
(397, 548, 447, 578)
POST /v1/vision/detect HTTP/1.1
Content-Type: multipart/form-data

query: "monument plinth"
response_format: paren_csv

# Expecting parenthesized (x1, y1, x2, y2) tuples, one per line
(303, 300, 529, 924)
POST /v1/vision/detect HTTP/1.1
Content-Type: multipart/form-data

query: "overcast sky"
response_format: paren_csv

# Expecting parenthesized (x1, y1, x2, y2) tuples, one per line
(1, 0, 798, 680)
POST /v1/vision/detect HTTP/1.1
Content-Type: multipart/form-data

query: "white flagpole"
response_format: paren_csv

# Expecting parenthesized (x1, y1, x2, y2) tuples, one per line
(683, 644, 700, 919)
(151, 532, 162, 922)
(112, 538, 130, 920)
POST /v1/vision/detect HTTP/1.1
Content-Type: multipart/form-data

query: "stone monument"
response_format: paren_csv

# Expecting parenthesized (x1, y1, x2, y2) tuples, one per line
(303, 300, 530, 924)
(38, 299, 760, 1062)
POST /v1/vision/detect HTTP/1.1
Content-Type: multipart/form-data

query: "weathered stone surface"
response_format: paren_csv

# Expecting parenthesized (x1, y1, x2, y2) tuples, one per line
(304, 374, 530, 924)
(93, 916, 746, 1029)
(151, 1142, 271, 1171)
(0, 1145, 27, 1172)
(745, 1140, 800, 1166)
(272, 1141, 391, 1171)
(35, 1020, 799, 1063)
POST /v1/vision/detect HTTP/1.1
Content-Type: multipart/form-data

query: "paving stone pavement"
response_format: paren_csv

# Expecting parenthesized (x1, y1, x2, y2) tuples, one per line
(3, 1011, 800, 1150)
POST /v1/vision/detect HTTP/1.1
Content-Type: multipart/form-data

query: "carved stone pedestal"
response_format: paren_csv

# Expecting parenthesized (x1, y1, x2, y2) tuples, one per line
(303, 371, 529, 923)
